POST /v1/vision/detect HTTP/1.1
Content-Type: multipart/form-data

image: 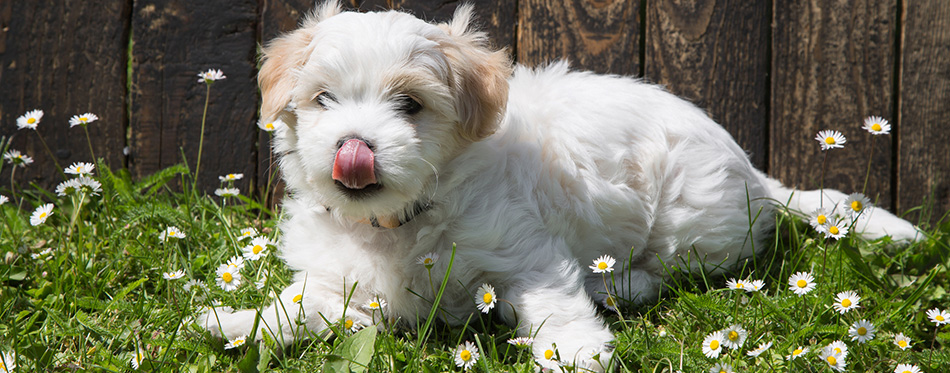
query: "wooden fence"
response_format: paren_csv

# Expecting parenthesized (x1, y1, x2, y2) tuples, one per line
(1, 1, 947, 225)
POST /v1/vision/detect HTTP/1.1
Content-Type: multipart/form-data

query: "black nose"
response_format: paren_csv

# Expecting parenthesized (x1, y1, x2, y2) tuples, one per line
(336, 136, 374, 151)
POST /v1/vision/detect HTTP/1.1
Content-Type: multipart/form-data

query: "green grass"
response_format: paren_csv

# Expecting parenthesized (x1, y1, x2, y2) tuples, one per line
(1, 140, 949, 372)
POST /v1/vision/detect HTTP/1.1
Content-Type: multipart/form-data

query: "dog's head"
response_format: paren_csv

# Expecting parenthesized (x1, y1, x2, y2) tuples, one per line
(260, 1, 511, 225)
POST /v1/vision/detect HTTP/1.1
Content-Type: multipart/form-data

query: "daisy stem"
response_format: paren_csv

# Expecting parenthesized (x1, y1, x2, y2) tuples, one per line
(9, 166, 16, 201)
(819, 152, 829, 209)
(861, 138, 875, 195)
(34, 130, 66, 178)
(194, 83, 211, 192)
(66, 191, 87, 239)
(82, 126, 98, 165)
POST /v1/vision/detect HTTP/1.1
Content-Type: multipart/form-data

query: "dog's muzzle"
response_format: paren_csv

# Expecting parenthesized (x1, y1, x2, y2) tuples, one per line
(332, 138, 377, 190)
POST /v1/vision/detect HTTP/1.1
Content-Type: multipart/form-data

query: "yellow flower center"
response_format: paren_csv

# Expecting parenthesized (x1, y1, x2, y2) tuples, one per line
(872, 123, 882, 131)
(827, 355, 837, 365)
(544, 349, 554, 360)
(902, 371, 912, 373)
(709, 340, 719, 350)
(228, 174, 235, 179)
(370, 301, 380, 309)
(344, 319, 353, 329)
(857, 327, 867, 335)
(460, 350, 472, 361)
(719, 371, 726, 373)
(797, 279, 808, 288)
(817, 214, 827, 224)
(39, 212, 47, 218)
(27, 118, 36, 124)
(899, 340, 908, 348)
(841, 298, 851, 307)
(829, 226, 840, 235)
(605, 297, 617, 307)
(292, 294, 302, 303)
(825, 136, 836, 145)
(597, 262, 608, 270)
(222, 272, 233, 283)
(834, 347, 842, 354)
(793, 348, 803, 356)
(482, 293, 493, 304)
(851, 201, 862, 211)
(77, 166, 84, 173)
(728, 331, 739, 341)
(253, 245, 263, 254)
(80, 117, 88, 122)
(736, 283, 744, 289)
(424, 258, 432, 265)
(265, 123, 275, 130)
(937, 315, 945, 322)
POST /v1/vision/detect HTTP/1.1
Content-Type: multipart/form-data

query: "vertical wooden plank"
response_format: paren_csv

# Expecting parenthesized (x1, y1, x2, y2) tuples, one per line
(771, 0, 897, 210)
(644, 0, 769, 170)
(898, 1, 950, 225)
(130, 0, 259, 191)
(518, 0, 641, 75)
(0, 1, 130, 188)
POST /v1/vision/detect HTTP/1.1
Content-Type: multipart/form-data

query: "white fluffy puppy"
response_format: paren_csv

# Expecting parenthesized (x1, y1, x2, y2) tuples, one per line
(203, 2, 920, 370)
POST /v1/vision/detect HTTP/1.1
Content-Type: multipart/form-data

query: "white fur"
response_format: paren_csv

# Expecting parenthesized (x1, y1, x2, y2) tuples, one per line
(202, 3, 921, 371)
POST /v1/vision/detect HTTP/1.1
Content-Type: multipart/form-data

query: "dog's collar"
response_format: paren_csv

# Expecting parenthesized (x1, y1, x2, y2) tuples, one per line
(331, 200, 432, 229)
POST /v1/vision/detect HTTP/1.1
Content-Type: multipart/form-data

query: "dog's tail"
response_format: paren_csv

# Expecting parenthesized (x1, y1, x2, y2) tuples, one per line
(763, 174, 924, 242)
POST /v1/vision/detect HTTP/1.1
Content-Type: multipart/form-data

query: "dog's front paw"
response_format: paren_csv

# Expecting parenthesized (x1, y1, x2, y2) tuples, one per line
(198, 306, 257, 340)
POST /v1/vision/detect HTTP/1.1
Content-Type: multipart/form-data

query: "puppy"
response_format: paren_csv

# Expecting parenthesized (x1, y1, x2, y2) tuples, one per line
(203, 2, 920, 371)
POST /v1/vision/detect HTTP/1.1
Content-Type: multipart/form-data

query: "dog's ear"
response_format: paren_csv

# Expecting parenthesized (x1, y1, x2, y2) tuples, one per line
(438, 5, 512, 142)
(259, 1, 343, 122)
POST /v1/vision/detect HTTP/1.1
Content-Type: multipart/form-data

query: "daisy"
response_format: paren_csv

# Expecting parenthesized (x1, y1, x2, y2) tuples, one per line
(130, 348, 145, 370)
(342, 318, 362, 333)
(454, 341, 480, 370)
(258, 118, 285, 132)
(702, 331, 725, 358)
(863, 116, 891, 135)
(786, 346, 809, 360)
(475, 283, 496, 313)
(816, 130, 847, 150)
(589, 255, 616, 273)
(833, 291, 861, 314)
(542, 345, 557, 361)
(1, 350, 16, 372)
(0, 195, 7, 205)
(183, 279, 206, 293)
(416, 252, 439, 268)
(709, 362, 734, 373)
(215, 262, 242, 291)
(843, 193, 871, 218)
(819, 345, 847, 372)
(747, 279, 765, 292)
(242, 236, 274, 260)
(219, 173, 243, 182)
(721, 324, 748, 349)
(507, 337, 534, 347)
(198, 69, 226, 83)
(64, 162, 96, 176)
(827, 340, 849, 359)
(163, 269, 186, 280)
(68, 113, 99, 127)
(77, 176, 103, 195)
(55, 179, 82, 196)
(224, 334, 247, 349)
(747, 341, 772, 357)
(725, 278, 749, 291)
(292, 293, 303, 304)
(788, 271, 816, 295)
(894, 332, 912, 350)
(824, 218, 850, 240)
(159, 226, 185, 241)
(238, 227, 258, 240)
(809, 208, 834, 232)
(848, 319, 877, 343)
(30, 203, 54, 226)
(603, 295, 619, 311)
(30, 247, 53, 260)
(16, 109, 43, 130)
(894, 363, 922, 373)
(214, 187, 240, 197)
(365, 297, 388, 311)
(226, 255, 245, 270)
(3, 150, 34, 167)
(926, 307, 950, 326)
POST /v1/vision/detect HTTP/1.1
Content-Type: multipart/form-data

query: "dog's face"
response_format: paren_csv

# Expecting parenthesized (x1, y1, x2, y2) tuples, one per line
(260, 3, 510, 223)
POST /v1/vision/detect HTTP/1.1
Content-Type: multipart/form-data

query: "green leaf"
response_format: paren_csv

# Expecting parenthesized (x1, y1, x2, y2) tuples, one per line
(323, 327, 377, 373)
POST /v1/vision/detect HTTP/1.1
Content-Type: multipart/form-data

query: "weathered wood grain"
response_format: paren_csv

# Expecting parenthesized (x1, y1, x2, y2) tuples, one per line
(518, 0, 641, 75)
(129, 0, 259, 191)
(771, 0, 897, 210)
(898, 0, 950, 225)
(645, 0, 769, 170)
(0, 1, 130, 188)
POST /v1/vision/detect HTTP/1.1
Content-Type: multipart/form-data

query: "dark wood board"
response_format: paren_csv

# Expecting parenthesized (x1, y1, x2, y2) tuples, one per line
(129, 0, 259, 192)
(0, 1, 130, 190)
(518, 0, 641, 76)
(770, 0, 897, 210)
(644, 0, 770, 170)
(897, 0, 950, 226)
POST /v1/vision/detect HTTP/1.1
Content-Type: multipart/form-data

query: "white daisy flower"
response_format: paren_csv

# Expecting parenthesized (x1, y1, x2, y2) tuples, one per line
(709, 362, 734, 373)
(827, 340, 849, 359)
(416, 252, 439, 268)
(238, 227, 258, 240)
(702, 331, 725, 358)
(863, 116, 891, 135)
(198, 69, 226, 83)
(1, 350, 16, 372)
(342, 318, 362, 333)
(30, 203, 54, 226)
(30, 247, 53, 260)
(183, 279, 206, 293)
(214, 187, 240, 197)
(215, 262, 242, 291)
(721, 324, 748, 349)
(895, 363, 922, 373)
(786, 346, 809, 360)
(746, 279, 765, 292)
(258, 118, 285, 132)
(843, 193, 871, 219)
(833, 291, 861, 314)
(16, 109, 43, 130)
(809, 208, 834, 232)
(163, 270, 186, 280)
(819, 344, 847, 372)
(55, 179, 82, 196)
(226, 255, 245, 271)
(218, 173, 243, 182)
(64, 162, 95, 176)
(292, 293, 303, 304)
(0, 195, 8, 205)
(747, 341, 772, 357)
(542, 345, 557, 361)
(603, 295, 619, 311)
(224, 334, 247, 349)
(77, 176, 102, 195)
(816, 129, 847, 150)
(788, 272, 816, 295)
(824, 218, 850, 240)
(894, 332, 912, 350)
(454, 341, 480, 369)
(3, 150, 34, 167)
(725, 278, 750, 291)
(69, 113, 99, 127)
(159, 226, 185, 241)
(130, 347, 145, 369)
(242, 236, 273, 260)
(475, 283, 496, 313)
(364, 297, 387, 311)
(507, 337, 534, 347)
(848, 319, 876, 343)
(927, 307, 950, 326)
(589, 255, 616, 273)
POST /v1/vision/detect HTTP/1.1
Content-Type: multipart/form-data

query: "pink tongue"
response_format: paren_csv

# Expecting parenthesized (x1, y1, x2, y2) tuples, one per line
(332, 139, 377, 189)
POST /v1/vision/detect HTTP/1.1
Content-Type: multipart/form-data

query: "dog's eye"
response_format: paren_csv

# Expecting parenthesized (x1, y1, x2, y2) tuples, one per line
(396, 95, 423, 116)
(313, 91, 336, 109)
